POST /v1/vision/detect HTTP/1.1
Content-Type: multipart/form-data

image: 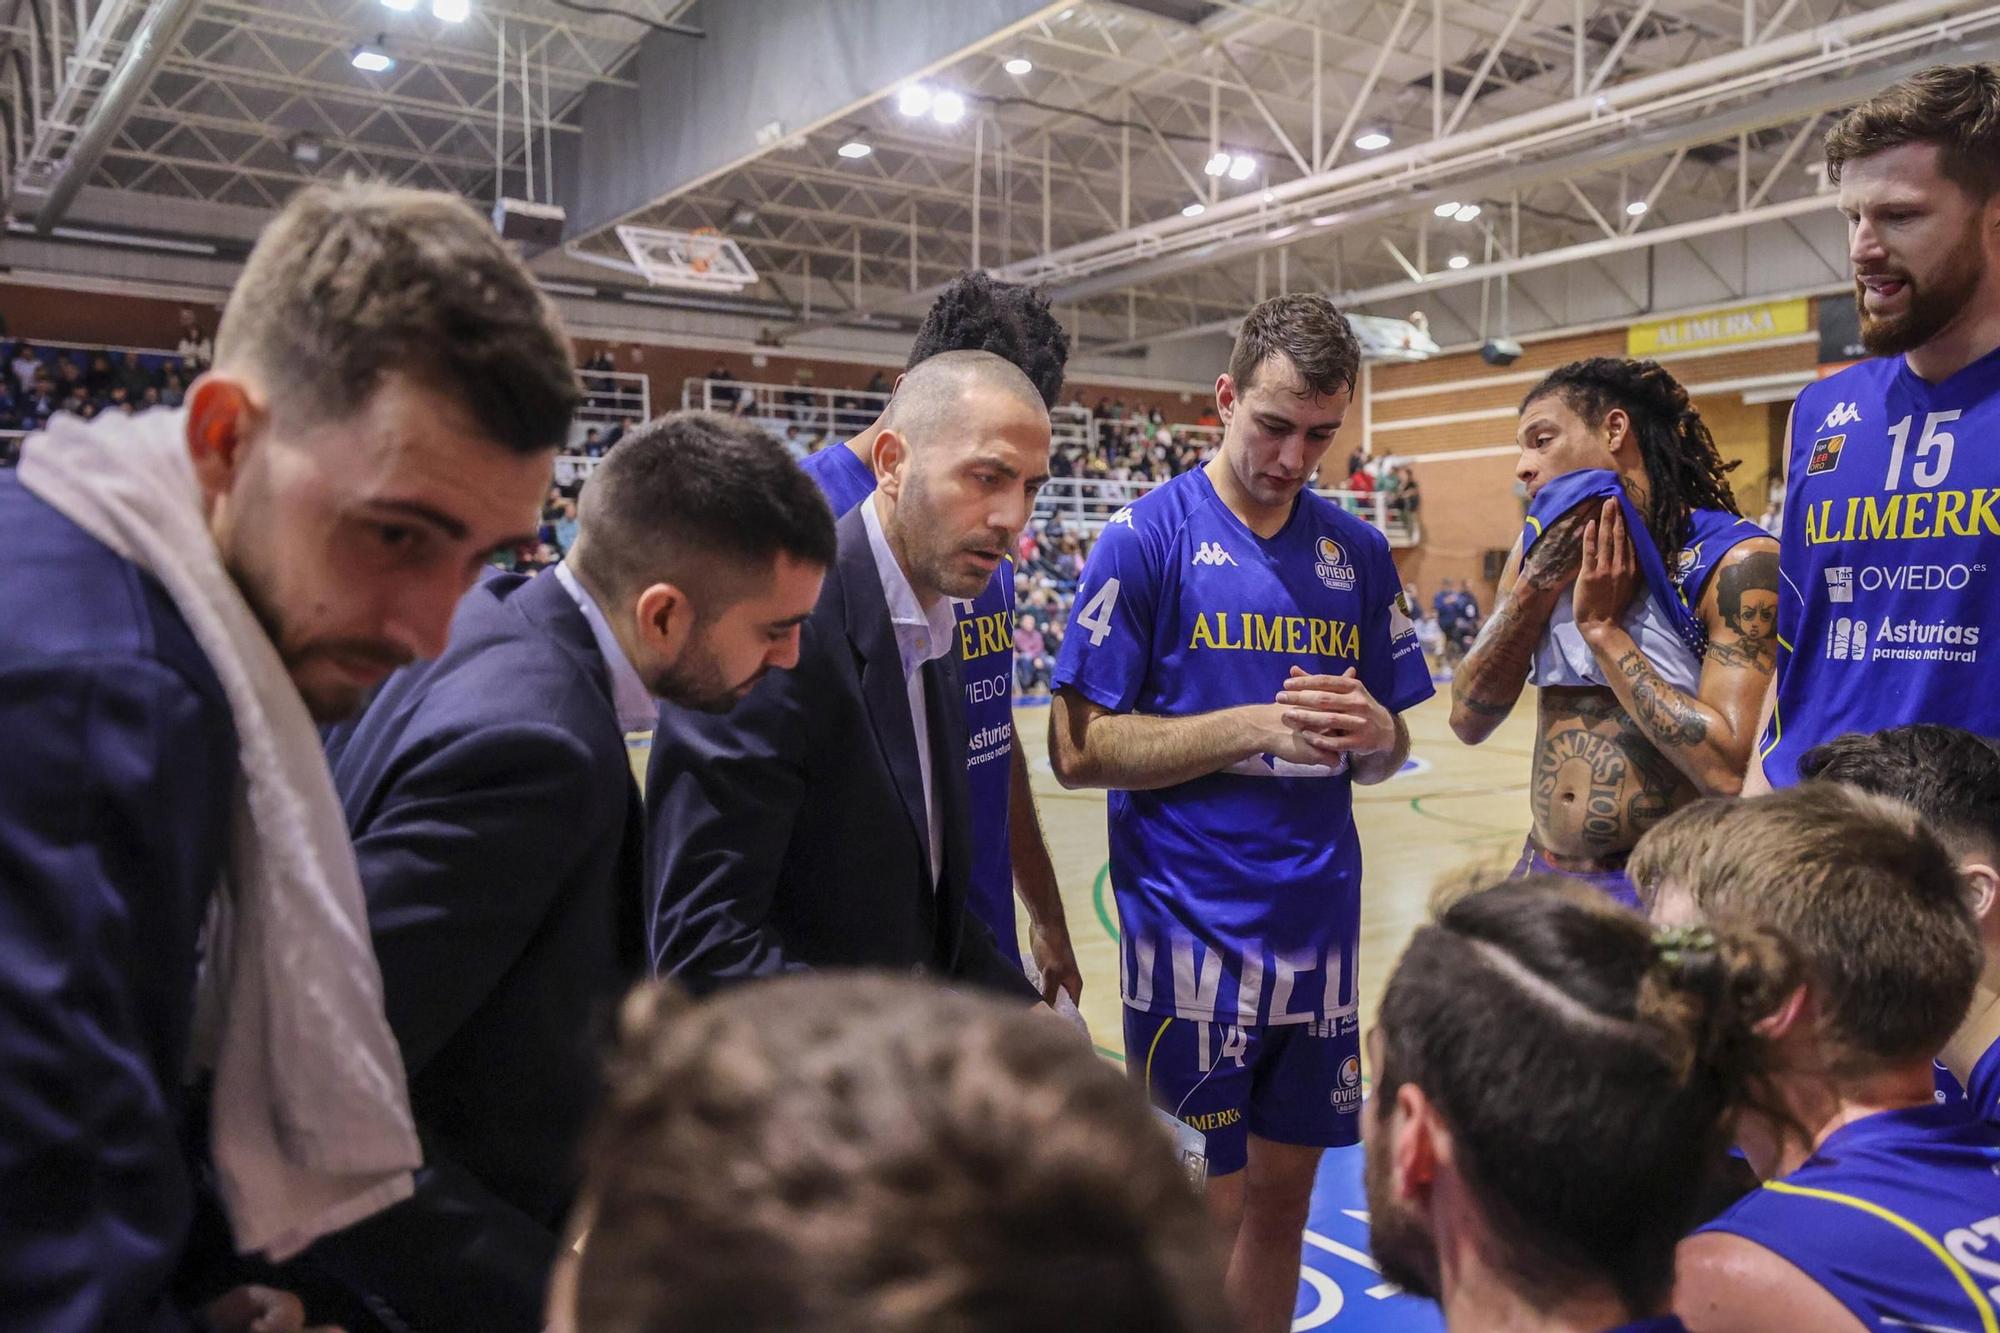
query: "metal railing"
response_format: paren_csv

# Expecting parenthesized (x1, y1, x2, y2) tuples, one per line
(1034, 476, 1416, 546)
(684, 376, 887, 440)
(577, 367, 650, 426)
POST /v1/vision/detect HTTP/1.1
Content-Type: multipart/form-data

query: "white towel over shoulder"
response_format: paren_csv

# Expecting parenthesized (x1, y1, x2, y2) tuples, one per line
(19, 408, 419, 1261)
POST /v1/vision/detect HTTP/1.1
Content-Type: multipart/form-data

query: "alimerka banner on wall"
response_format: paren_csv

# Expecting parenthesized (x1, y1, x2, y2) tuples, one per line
(1627, 297, 1810, 357)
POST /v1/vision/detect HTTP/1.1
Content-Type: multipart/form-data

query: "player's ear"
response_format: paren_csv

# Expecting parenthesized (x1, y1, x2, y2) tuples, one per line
(1603, 406, 1633, 456)
(873, 427, 910, 497)
(633, 581, 694, 664)
(1215, 373, 1237, 423)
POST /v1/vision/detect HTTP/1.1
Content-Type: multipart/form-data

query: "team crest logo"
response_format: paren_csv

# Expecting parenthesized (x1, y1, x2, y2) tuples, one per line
(1339, 1056, 1362, 1088)
(1675, 544, 1700, 579)
(1807, 434, 1845, 476)
(1314, 536, 1356, 591)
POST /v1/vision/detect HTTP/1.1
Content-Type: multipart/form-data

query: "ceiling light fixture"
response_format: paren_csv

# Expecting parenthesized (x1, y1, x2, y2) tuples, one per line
(1447, 254, 1470, 270)
(380, 0, 417, 10)
(1204, 151, 1231, 177)
(1626, 199, 1649, 216)
(1453, 203, 1481, 222)
(931, 90, 966, 125)
(1269, 224, 1299, 240)
(1182, 202, 1206, 217)
(837, 141, 873, 159)
(1227, 153, 1257, 181)
(1433, 201, 1460, 218)
(432, 0, 469, 20)
(351, 40, 394, 73)
(1354, 128, 1392, 152)
(1311, 213, 1339, 226)
(897, 85, 933, 117)
(1004, 57, 1032, 75)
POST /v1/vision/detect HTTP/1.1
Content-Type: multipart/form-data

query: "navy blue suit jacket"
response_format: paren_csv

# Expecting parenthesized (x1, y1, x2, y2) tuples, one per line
(0, 470, 233, 1331)
(646, 504, 1037, 1000)
(309, 568, 646, 1330)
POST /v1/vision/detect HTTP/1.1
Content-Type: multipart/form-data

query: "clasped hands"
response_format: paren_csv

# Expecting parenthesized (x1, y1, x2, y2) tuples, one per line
(1269, 666, 1394, 765)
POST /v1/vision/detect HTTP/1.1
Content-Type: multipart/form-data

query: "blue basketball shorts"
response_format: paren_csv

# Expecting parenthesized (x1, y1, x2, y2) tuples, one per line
(1123, 1005, 1363, 1176)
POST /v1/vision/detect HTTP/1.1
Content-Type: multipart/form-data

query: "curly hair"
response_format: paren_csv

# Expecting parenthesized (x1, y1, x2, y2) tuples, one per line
(908, 271, 1071, 409)
(1521, 357, 1740, 561)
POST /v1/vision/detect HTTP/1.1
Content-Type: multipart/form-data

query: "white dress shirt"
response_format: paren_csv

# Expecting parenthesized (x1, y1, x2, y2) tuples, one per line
(554, 561, 658, 735)
(861, 494, 957, 886)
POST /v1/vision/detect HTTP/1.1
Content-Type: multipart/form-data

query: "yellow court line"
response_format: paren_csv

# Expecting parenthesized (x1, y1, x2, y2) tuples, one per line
(1762, 1180, 1999, 1333)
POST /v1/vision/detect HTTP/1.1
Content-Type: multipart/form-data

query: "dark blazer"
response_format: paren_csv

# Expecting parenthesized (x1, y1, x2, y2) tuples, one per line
(646, 504, 1037, 1000)
(0, 471, 234, 1331)
(307, 567, 647, 1330)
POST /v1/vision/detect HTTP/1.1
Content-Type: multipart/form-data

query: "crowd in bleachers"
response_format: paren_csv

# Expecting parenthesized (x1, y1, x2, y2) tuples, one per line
(0, 341, 203, 436)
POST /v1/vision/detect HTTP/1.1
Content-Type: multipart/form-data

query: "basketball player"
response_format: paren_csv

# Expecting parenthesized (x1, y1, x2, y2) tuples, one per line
(799, 272, 1081, 1005)
(1630, 787, 2000, 1333)
(1451, 359, 1775, 905)
(1751, 63, 2000, 789)
(1794, 724, 2000, 1123)
(1366, 879, 1797, 1333)
(1048, 293, 1432, 1333)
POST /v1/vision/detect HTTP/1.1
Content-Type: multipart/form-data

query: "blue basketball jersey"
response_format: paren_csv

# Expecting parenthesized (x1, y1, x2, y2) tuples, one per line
(1700, 1102, 2000, 1331)
(1051, 466, 1434, 1024)
(797, 444, 1022, 965)
(1761, 348, 2000, 785)
(1603, 1320, 1686, 1333)
(1939, 1044, 2000, 1128)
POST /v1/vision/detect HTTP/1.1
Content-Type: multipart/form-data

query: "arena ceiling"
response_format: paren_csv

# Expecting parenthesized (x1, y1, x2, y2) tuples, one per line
(1, 0, 1995, 358)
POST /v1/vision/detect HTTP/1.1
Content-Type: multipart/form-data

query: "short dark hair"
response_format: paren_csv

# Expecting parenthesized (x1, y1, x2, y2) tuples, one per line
(215, 180, 580, 454)
(1825, 63, 2000, 200)
(1377, 878, 1797, 1313)
(575, 974, 1227, 1333)
(1638, 786, 1980, 1070)
(1228, 293, 1361, 400)
(1521, 357, 1740, 561)
(570, 411, 835, 607)
(908, 271, 1071, 408)
(1798, 724, 2000, 857)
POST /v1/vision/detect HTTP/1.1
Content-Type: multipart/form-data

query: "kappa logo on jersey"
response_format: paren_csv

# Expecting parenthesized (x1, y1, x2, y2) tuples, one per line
(1807, 434, 1846, 476)
(1826, 567, 1855, 604)
(1820, 401, 1863, 431)
(1192, 540, 1237, 567)
(1107, 507, 1135, 527)
(1314, 536, 1356, 591)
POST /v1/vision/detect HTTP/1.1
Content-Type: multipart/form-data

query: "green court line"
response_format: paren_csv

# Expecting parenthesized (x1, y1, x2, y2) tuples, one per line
(1092, 860, 1120, 943)
(1094, 1044, 1126, 1063)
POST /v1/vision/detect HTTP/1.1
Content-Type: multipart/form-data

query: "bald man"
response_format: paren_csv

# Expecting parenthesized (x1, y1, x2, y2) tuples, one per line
(644, 351, 1051, 999)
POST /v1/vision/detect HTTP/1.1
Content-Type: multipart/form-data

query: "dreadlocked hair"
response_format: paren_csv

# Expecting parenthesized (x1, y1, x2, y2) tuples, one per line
(1521, 357, 1740, 561)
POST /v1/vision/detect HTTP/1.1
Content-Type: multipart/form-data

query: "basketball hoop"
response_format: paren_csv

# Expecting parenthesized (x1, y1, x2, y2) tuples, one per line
(609, 224, 759, 294)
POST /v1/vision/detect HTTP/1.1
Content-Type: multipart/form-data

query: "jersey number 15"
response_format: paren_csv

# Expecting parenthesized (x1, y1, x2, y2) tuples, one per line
(1883, 410, 1961, 491)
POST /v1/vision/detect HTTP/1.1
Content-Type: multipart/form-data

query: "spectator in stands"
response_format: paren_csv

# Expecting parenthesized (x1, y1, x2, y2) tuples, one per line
(160, 369, 186, 409)
(1365, 878, 1797, 1333)
(782, 371, 813, 422)
(116, 351, 154, 400)
(84, 350, 115, 396)
(864, 368, 890, 396)
(582, 427, 604, 458)
(1629, 786, 1999, 1332)
(705, 360, 740, 413)
(10, 341, 37, 393)
(0, 181, 579, 1330)
(558, 973, 1227, 1333)
(176, 307, 214, 368)
(141, 386, 161, 411)
(1396, 465, 1421, 524)
(1015, 612, 1051, 695)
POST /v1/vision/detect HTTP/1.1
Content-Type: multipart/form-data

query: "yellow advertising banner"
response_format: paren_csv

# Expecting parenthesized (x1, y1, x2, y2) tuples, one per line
(1626, 297, 1811, 357)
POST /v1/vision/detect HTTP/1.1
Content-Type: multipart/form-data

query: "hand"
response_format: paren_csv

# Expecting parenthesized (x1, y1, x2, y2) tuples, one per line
(202, 1286, 343, 1333)
(1572, 498, 1640, 638)
(1274, 666, 1394, 757)
(1029, 920, 1083, 1007)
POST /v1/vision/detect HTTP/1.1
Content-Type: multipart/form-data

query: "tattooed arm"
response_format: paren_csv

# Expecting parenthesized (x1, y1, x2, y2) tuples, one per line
(1572, 499, 1779, 795)
(1448, 508, 1591, 744)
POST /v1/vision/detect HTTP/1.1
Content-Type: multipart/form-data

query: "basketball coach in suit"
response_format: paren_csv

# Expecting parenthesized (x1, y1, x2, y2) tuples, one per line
(306, 413, 835, 1330)
(646, 351, 1051, 1001)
